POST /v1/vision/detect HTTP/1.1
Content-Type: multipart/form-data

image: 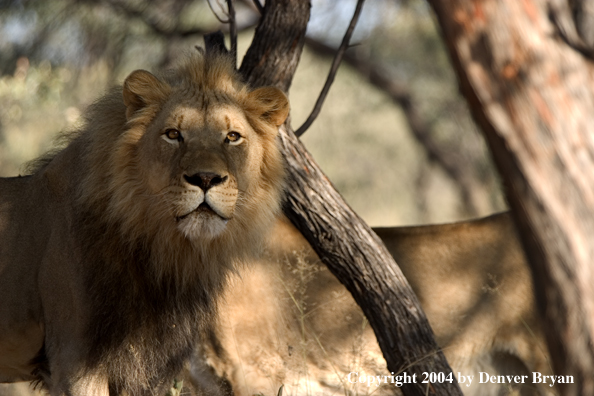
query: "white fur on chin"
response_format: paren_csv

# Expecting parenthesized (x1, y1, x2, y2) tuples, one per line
(177, 211, 229, 240)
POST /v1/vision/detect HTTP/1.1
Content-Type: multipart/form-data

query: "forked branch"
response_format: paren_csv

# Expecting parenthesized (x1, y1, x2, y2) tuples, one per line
(206, 0, 238, 66)
(237, 1, 462, 395)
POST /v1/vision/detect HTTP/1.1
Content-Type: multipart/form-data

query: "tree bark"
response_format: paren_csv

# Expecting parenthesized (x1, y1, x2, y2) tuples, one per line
(234, 1, 462, 395)
(426, 1, 594, 395)
(239, 0, 310, 93)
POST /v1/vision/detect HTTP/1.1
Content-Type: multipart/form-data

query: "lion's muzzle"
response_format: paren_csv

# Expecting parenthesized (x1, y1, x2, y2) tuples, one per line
(170, 171, 238, 239)
(184, 172, 227, 192)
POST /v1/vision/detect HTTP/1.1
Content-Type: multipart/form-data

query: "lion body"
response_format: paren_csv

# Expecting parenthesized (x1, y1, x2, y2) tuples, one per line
(197, 213, 553, 396)
(0, 54, 289, 396)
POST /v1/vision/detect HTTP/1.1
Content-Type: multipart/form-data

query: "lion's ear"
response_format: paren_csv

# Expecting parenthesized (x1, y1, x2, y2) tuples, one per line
(247, 87, 290, 127)
(123, 70, 171, 119)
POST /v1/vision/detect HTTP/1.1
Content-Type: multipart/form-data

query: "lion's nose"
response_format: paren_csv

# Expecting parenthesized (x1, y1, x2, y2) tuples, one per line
(184, 172, 227, 191)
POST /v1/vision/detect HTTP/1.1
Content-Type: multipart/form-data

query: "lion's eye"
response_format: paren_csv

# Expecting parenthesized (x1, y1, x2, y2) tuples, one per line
(225, 131, 242, 144)
(164, 129, 183, 142)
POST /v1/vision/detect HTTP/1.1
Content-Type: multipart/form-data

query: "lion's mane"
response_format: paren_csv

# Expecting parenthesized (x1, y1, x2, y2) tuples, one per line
(4, 54, 288, 395)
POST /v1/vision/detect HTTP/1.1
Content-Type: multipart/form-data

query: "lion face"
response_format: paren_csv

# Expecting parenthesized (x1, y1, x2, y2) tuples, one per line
(101, 56, 289, 243)
(141, 103, 261, 240)
(0, 55, 288, 395)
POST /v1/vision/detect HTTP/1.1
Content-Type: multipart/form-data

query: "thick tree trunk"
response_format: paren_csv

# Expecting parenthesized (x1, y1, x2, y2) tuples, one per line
(234, 1, 462, 395)
(427, 1, 594, 395)
(278, 129, 462, 396)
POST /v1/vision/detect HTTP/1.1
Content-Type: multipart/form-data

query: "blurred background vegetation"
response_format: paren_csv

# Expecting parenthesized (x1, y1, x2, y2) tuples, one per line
(0, 0, 506, 226)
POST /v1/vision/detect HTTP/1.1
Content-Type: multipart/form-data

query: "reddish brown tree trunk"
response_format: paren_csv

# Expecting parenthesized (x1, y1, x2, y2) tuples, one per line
(427, 1, 594, 395)
(234, 1, 462, 395)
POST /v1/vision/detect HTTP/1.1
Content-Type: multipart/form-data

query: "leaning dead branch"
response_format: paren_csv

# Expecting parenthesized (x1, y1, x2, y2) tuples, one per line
(232, 1, 463, 394)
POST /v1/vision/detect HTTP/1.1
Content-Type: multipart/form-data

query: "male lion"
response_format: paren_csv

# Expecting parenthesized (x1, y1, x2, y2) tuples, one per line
(192, 213, 553, 396)
(0, 54, 289, 396)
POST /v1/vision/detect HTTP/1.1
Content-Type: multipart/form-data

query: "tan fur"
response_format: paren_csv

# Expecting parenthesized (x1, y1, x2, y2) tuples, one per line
(0, 54, 289, 396)
(194, 213, 554, 396)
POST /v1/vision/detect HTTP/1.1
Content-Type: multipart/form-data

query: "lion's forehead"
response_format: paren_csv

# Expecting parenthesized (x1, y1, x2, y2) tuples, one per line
(166, 103, 250, 134)
(170, 106, 205, 126)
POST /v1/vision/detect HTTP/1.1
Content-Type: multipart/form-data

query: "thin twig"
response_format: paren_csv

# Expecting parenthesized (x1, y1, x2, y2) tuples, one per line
(304, 37, 482, 215)
(295, 0, 366, 137)
(103, 0, 256, 41)
(227, 0, 238, 66)
(207, 0, 230, 23)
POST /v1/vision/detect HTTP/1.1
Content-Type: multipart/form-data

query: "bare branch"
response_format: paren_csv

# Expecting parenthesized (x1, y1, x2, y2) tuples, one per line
(207, 0, 230, 24)
(237, 3, 462, 394)
(227, 0, 237, 66)
(549, 0, 594, 59)
(239, 0, 310, 92)
(304, 37, 482, 216)
(100, 0, 256, 43)
(295, 0, 366, 137)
